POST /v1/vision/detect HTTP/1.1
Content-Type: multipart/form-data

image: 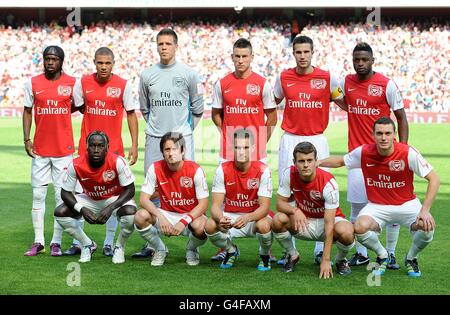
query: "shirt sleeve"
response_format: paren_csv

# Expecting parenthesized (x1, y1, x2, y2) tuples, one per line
(330, 73, 344, 101)
(123, 80, 138, 111)
(138, 73, 150, 117)
(339, 77, 346, 97)
(273, 74, 284, 100)
(72, 78, 84, 108)
(61, 162, 77, 192)
(23, 78, 34, 108)
(262, 80, 277, 109)
(194, 167, 209, 200)
(141, 163, 156, 195)
(408, 146, 433, 178)
(188, 70, 204, 115)
(344, 146, 363, 169)
(323, 178, 340, 210)
(211, 165, 225, 194)
(277, 167, 292, 198)
(257, 167, 273, 198)
(211, 80, 223, 109)
(116, 156, 135, 187)
(386, 80, 404, 111)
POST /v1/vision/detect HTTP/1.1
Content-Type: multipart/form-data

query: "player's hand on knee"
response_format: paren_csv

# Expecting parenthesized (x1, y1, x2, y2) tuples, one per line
(219, 216, 233, 230)
(233, 215, 250, 229)
(416, 210, 435, 232)
(159, 217, 173, 236)
(319, 260, 333, 279)
(81, 208, 97, 224)
(293, 209, 308, 232)
(97, 206, 114, 224)
(172, 222, 185, 236)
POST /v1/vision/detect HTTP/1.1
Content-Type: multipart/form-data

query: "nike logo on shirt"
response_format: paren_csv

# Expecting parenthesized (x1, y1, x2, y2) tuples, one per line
(366, 164, 375, 167)
(224, 89, 232, 94)
(348, 88, 357, 92)
(35, 91, 45, 95)
(226, 182, 235, 186)
(159, 181, 169, 185)
(287, 83, 295, 87)
(86, 90, 95, 93)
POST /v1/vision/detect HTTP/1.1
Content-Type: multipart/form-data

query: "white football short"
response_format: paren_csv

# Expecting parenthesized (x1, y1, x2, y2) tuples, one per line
(278, 132, 330, 181)
(223, 211, 272, 238)
(155, 208, 200, 237)
(144, 134, 194, 174)
(75, 193, 136, 217)
(31, 154, 73, 187)
(347, 168, 368, 203)
(358, 198, 422, 232)
(293, 216, 347, 241)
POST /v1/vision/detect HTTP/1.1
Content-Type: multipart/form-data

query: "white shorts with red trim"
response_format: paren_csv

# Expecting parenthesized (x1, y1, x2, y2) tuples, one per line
(293, 216, 347, 241)
(31, 154, 73, 187)
(155, 208, 194, 237)
(75, 193, 136, 217)
(223, 211, 272, 238)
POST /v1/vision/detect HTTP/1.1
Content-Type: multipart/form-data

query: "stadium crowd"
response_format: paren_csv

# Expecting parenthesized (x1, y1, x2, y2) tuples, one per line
(0, 18, 448, 113)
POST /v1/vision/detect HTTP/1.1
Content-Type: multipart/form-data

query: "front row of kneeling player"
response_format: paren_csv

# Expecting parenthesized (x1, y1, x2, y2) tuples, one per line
(55, 117, 439, 278)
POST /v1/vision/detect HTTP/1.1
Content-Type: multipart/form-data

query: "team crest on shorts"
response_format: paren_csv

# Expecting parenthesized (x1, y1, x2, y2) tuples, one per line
(102, 170, 116, 182)
(309, 190, 322, 200)
(107, 87, 121, 98)
(389, 160, 405, 171)
(173, 77, 185, 88)
(57, 85, 72, 96)
(180, 176, 193, 188)
(368, 84, 383, 96)
(246, 84, 260, 96)
(247, 178, 260, 189)
(310, 79, 326, 89)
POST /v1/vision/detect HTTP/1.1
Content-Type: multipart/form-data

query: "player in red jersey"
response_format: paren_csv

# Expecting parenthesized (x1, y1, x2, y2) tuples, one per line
(274, 35, 345, 265)
(22, 46, 80, 257)
(339, 42, 409, 268)
(54, 131, 137, 264)
(211, 38, 277, 163)
(272, 142, 355, 277)
(134, 132, 209, 266)
(205, 129, 273, 271)
(320, 117, 439, 277)
(65, 47, 139, 257)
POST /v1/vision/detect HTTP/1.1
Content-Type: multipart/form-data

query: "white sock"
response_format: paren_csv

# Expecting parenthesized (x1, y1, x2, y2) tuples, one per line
(407, 230, 434, 260)
(256, 232, 272, 256)
(356, 241, 368, 257)
(116, 215, 135, 248)
(335, 240, 355, 262)
(186, 233, 207, 251)
(104, 215, 118, 247)
(356, 231, 388, 259)
(351, 203, 368, 257)
(386, 223, 400, 255)
(205, 231, 233, 251)
(313, 241, 324, 256)
(31, 186, 47, 244)
(56, 216, 92, 247)
(136, 224, 166, 251)
(72, 218, 84, 246)
(50, 218, 63, 245)
(274, 231, 298, 257)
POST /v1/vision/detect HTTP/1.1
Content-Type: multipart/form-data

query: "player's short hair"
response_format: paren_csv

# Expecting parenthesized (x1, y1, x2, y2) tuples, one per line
(233, 128, 254, 146)
(353, 42, 373, 56)
(233, 38, 252, 53)
(373, 117, 396, 133)
(157, 28, 178, 44)
(160, 132, 185, 154)
(43, 45, 65, 62)
(94, 47, 114, 60)
(293, 142, 317, 160)
(292, 35, 314, 50)
(86, 130, 109, 150)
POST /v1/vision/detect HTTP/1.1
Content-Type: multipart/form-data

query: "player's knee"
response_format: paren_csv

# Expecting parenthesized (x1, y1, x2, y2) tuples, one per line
(117, 205, 137, 217)
(191, 216, 207, 235)
(54, 203, 71, 217)
(353, 218, 371, 235)
(134, 209, 152, 228)
(204, 217, 219, 235)
(255, 218, 271, 234)
(32, 186, 47, 205)
(272, 212, 288, 232)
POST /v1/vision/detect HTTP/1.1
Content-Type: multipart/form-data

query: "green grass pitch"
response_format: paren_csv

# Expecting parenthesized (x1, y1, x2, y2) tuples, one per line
(0, 117, 449, 295)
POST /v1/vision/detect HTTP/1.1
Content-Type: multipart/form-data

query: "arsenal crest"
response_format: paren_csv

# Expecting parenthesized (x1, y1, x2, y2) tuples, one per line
(107, 87, 121, 98)
(389, 160, 405, 171)
(309, 190, 322, 201)
(173, 77, 185, 88)
(310, 79, 326, 89)
(368, 84, 383, 96)
(180, 176, 193, 188)
(57, 85, 72, 96)
(246, 84, 260, 96)
(247, 178, 260, 189)
(102, 170, 116, 182)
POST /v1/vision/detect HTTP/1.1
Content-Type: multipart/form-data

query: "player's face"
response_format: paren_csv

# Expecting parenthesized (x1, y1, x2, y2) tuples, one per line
(353, 51, 374, 76)
(293, 43, 313, 69)
(157, 35, 178, 65)
(234, 137, 254, 163)
(373, 123, 395, 152)
(294, 152, 317, 178)
(87, 135, 108, 165)
(163, 140, 184, 165)
(43, 54, 62, 74)
(232, 47, 253, 74)
(94, 54, 114, 81)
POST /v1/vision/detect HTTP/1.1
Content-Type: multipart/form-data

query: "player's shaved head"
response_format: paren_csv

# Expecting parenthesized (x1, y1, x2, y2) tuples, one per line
(293, 141, 317, 160)
(95, 47, 114, 60)
(233, 38, 252, 54)
(160, 132, 185, 153)
(157, 28, 178, 44)
(292, 35, 314, 50)
(353, 42, 373, 57)
(373, 117, 396, 133)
